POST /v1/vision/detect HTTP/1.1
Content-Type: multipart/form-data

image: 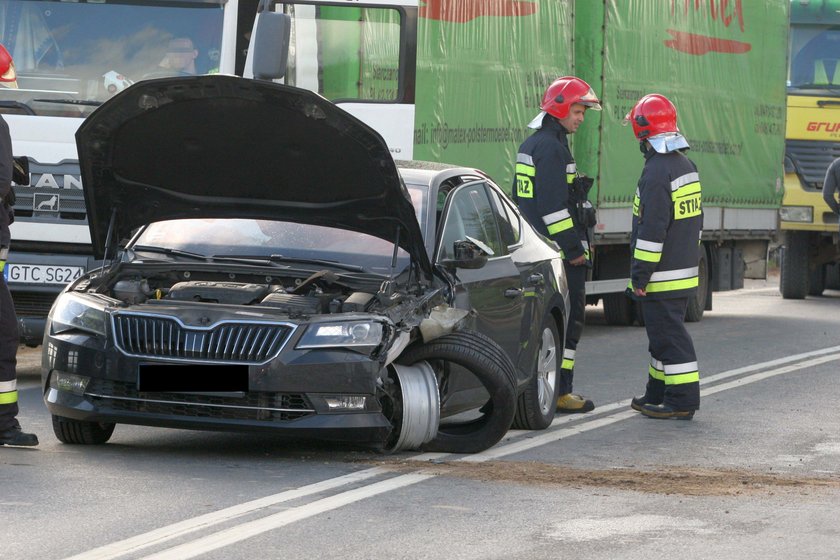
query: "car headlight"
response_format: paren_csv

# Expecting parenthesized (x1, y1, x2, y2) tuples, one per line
(296, 320, 385, 350)
(50, 293, 109, 336)
(779, 206, 813, 223)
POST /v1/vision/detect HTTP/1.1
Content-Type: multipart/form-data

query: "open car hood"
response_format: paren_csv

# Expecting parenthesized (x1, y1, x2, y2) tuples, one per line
(76, 75, 432, 279)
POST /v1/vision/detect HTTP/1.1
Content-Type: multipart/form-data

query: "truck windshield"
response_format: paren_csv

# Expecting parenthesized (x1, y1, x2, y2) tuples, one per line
(271, 2, 403, 102)
(788, 24, 840, 89)
(0, 0, 225, 117)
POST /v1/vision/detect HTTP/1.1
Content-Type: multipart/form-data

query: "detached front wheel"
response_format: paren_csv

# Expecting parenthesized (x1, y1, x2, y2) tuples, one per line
(398, 330, 516, 454)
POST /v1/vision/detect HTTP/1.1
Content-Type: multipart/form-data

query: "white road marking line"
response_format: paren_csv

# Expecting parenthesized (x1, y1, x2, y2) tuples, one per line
(139, 473, 435, 560)
(65, 349, 840, 560)
(60, 468, 389, 560)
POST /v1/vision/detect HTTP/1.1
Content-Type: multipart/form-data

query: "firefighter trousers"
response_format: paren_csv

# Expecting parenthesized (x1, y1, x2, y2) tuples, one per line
(559, 263, 586, 395)
(0, 274, 20, 431)
(639, 297, 700, 410)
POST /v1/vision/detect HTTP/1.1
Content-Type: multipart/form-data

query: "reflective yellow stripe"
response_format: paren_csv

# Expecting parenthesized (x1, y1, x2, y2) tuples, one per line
(0, 391, 19, 405)
(522, 289, 536, 298)
(645, 276, 699, 293)
(632, 195, 640, 216)
(649, 363, 665, 381)
(634, 248, 662, 262)
(566, 173, 575, 184)
(515, 163, 535, 198)
(664, 371, 700, 385)
(547, 218, 574, 235)
(672, 181, 702, 219)
(0, 260, 5, 273)
(562, 357, 575, 370)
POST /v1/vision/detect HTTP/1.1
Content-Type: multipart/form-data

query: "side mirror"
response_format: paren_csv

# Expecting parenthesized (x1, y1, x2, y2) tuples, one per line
(440, 238, 489, 270)
(251, 12, 291, 80)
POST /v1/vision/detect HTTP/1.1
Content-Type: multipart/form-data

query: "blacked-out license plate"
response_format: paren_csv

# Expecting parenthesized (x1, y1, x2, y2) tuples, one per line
(138, 364, 248, 392)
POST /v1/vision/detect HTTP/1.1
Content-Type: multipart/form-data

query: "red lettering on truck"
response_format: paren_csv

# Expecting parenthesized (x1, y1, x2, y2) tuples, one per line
(664, 29, 751, 55)
(420, 0, 537, 23)
(807, 122, 840, 132)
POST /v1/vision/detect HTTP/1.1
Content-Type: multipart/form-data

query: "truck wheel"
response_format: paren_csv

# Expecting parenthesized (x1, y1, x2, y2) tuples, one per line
(780, 231, 809, 299)
(826, 263, 840, 291)
(603, 293, 634, 326)
(52, 415, 115, 444)
(512, 316, 560, 430)
(398, 330, 516, 454)
(808, 264, 826, 297)
(685, 249, 708, 322)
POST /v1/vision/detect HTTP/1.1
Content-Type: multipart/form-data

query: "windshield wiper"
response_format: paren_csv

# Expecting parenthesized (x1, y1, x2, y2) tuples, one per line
(131, 245, 210, 261)
(0, 100, 36, 115)
(221, 254, 367, 273)
(31, 98, 103, 107)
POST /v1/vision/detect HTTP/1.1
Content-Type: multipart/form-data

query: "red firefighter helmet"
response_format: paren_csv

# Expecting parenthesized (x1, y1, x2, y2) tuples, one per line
(625, 93, 679, 140)
(540, 76, 601, 119)
(0, 44, 18, 88)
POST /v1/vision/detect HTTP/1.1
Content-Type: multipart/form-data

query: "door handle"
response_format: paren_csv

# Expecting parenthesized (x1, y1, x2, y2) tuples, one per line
(504, 288, 523, 298)
(528, 273, 544, 286)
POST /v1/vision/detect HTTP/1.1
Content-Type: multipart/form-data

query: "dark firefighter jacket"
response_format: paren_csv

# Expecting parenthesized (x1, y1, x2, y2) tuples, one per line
(512, 116, 590, 262)
(631, 146, 703, 300)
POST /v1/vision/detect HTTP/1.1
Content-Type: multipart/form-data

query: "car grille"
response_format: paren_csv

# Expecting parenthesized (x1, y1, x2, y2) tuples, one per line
(786, 139, 840, 190)
(86, 378, 314, 421)
(112, 313, 293, 364)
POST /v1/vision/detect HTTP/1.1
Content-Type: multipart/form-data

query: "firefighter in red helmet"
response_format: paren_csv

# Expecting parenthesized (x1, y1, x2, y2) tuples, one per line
(624, 93, 702, 419)
(0, 44, 38, 445)
(513, 76, 600, 414)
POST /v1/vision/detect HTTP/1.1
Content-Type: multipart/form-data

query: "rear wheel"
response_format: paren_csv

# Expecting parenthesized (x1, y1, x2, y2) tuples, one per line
(512, 316, 560, 430)
(808, 263, 826, 296)
(603, 292, 634, 326)
(780, 231, 809, 299)
(398, 330, 516, 454)
(52, 415, 115, 445)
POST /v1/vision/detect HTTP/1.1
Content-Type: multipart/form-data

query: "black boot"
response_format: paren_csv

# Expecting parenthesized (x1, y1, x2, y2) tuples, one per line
(639, 403, 695, 420)
(630, 395, 662, 412)
(0, 426, 39, 446)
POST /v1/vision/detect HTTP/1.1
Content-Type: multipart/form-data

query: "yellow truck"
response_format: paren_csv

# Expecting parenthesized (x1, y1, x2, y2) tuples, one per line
(780, 0, 840, 297)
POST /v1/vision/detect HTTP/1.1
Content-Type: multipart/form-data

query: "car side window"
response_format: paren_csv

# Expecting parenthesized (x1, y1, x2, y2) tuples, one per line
(439, 183, 505, 259)
(488, 187, 521, 247)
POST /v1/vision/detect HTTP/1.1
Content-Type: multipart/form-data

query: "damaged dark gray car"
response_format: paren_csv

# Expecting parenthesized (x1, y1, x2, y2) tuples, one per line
(41, 76, 570, 453)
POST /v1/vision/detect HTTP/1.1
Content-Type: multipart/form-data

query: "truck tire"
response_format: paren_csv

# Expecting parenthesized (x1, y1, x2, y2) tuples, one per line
(780, 231, 809, 299)
(808, 264, 826, 297)
(398, 330, 516, 454)
(603, 293, 634, 326)
(685, 249, 708, 322)
(512, 316, 560, 430)
(52, 415, 115, 444)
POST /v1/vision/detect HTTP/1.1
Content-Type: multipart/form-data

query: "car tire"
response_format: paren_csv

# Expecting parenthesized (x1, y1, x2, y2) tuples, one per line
(398, 330, 516, 454)
(52, 415, 115, 445)
(512, 316, 560, 430)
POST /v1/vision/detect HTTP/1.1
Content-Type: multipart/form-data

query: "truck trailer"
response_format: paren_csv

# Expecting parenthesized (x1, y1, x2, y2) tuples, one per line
(247, 0, 790, 324)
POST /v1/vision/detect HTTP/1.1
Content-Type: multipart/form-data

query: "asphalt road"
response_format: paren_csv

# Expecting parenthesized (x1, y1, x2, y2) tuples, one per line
(4, 276, 840, 560)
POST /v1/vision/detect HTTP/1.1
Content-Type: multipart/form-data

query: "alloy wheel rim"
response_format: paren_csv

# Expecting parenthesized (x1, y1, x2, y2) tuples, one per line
(536, 326, 558, 415)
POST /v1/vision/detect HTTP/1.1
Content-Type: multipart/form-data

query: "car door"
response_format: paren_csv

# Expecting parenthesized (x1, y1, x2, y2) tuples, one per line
(436, 181, 525, 366)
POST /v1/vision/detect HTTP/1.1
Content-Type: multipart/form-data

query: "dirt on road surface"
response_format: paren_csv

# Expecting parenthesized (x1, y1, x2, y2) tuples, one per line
(374, 459, 840, 497)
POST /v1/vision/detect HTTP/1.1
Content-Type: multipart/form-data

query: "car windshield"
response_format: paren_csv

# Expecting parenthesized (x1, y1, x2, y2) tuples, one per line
(130, 185, 429, 275)
(0, 0, 225, 117)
